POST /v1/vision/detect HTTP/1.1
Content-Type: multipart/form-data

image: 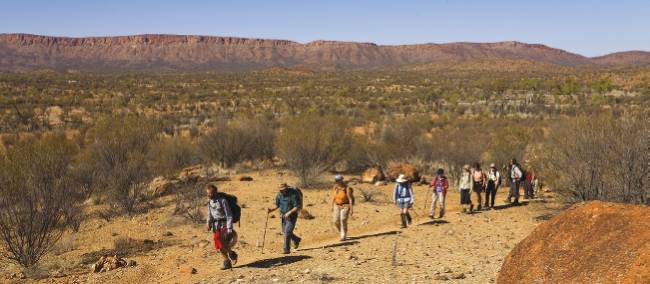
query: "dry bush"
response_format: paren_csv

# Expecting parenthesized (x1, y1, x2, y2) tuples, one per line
(538, 113, 648, 204)
(486, 124, 533, 167)
(359, 189, 383, 203)
(173, 183, 205, 223)
(0, 134, 79, 267)
(433, 126, 489, 181)
(82, 116, 160, 214)
(275, 115, 350, 186)
(149, 136, 200, 178)
(199, 118, 275, 168)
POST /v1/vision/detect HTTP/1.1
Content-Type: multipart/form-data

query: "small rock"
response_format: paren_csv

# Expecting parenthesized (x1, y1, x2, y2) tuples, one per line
(443, 267, 452, 273)
(111, 232, 118, 237)
(51, 270, 66, 278)
(451, 272, 465, 279)
(179, 265, 197, 275)
(302, 269, 311, 274)
(163, 231, 173, 237)
(143, 239, 155, 246)
(434, 275, 449, 280)
(239, 176, 253, 182)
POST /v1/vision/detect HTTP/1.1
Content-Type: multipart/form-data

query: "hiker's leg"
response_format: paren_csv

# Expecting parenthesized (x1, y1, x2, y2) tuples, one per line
(340, 207, 349, 239)
(513, 181, 520, 203)
(332, 206, 341, 232)
(476, 191, 482, 210)
(436, 192, 445, 218)
(430, 192, 438, 216)
(281, 218, 291, 252)
(491, 187, 497, 207)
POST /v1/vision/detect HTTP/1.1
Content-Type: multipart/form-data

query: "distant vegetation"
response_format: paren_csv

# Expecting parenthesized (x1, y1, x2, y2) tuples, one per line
(0, 65, 647, 267)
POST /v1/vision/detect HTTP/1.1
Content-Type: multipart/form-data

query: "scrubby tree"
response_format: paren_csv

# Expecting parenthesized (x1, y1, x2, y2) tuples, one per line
(276, 115, 351, 186)
(538, 113, 648, 204)
(0, 134, 79, 267)
(82, 116, 160, 213)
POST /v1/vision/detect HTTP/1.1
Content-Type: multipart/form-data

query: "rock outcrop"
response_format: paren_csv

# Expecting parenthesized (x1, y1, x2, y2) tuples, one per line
(498, 201, 650, 284)
(1, 33, 647, 71)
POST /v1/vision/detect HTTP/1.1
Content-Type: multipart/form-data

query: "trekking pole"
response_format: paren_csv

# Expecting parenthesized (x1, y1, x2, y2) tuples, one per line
(261, 211, 269, 254)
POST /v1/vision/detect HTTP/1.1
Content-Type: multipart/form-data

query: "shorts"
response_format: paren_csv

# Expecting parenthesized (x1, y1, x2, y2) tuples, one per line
(213, 224, 228, 250)
(396, 198, 413, 209)
(460, 189, 472, 204)
(472, 181, 484, 193)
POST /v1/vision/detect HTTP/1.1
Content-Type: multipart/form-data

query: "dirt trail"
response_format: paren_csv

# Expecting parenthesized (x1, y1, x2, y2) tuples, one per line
(1, 170, 551, 283)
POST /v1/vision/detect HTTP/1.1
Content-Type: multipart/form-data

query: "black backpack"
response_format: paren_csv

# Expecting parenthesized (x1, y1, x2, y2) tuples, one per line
(290, 187, 304, 208)
(217, 192, 241, 224)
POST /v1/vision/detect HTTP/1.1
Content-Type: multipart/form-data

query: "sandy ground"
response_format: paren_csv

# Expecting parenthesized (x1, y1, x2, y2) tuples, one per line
(0, 170, 554, 283)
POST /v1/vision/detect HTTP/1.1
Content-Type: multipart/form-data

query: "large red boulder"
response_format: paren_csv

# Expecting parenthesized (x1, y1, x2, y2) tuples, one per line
(498, 201, 650, 284)
(385, 162, 420, 182)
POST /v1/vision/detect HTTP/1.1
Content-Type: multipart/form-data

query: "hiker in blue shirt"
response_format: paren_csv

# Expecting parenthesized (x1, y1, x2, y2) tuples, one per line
(268, 183, 302, 254)
(393, 174, 414, 229)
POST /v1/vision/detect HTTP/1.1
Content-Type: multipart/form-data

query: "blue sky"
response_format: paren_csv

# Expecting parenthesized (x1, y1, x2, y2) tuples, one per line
(0, 0, 648, 56)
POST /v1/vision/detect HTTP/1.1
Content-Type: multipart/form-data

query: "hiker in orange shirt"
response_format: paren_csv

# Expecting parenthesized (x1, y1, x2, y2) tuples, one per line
(331, 175, 354, 241)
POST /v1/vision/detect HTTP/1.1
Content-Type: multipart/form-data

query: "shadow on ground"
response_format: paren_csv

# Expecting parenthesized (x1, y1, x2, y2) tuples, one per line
(239, 255, 312, 268)
(417, 219, 450, 226)
(493, 201, 529, 211)
(297, 240, 360, 251)
(347, 230, 399, 240)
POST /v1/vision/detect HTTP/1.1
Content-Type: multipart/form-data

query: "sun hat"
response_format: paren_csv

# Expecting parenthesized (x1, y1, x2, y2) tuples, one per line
(490, 163, 496, 168)
(334, 175, 343, 182)
(396, 174, 408, 183)
(278, 183, 289, 190)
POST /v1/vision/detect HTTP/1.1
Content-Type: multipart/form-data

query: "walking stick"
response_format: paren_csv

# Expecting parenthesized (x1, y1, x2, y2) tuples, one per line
(261, 211, 269, 254)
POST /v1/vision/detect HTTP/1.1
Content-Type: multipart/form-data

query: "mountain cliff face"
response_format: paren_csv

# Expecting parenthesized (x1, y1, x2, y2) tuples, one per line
(0, 34, 648, 71)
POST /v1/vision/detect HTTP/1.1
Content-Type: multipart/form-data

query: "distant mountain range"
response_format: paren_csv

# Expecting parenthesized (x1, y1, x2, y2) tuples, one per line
(0, 33, 648, 71)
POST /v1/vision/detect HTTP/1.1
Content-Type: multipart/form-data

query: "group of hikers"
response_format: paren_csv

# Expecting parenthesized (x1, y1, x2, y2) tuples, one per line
(205, 158, 536, 269)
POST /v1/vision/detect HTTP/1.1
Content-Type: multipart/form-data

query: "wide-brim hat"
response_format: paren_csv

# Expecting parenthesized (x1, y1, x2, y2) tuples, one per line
(396, 174, 408, 183)
(278, 183, 289, 190)
(463, 164, 470, 170)
(490, 163, 496, 168)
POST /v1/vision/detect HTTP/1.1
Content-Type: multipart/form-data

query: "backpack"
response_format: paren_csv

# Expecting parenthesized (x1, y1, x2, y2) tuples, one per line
(335, 185, 355, 206)
(217, 192, 241, 224)
(515, 165, 527, 182)
(289, 187, 304, 209)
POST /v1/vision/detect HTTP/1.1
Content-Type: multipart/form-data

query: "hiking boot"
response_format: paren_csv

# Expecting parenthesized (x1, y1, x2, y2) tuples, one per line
(282, 250, 290, 254)
(477, 205, 482, 211)
(293, 237, 301, 249)
(400, 214, 407, 228)
(228, 251, 238, 265)
(340, 236, 347, 241)
(406, 213, 412, 224)
(469, 204, 474, 212)
(439, 212, 444, 218)
(428, 214, 435, 219)
(221, 259, 232, 270)
(513, 200, 520, 206)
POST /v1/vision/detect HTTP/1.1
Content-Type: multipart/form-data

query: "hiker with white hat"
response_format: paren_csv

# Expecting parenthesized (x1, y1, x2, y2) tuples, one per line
(485, 163, 502, 209)
(393, 174, 414, 228)
(331, 175, 354, 241)
(458, 165, 473, 213)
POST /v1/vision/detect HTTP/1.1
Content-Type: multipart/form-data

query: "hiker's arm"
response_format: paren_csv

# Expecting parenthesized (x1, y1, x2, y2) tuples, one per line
(268, 194, 279, 213)
(222, 199, 233, 233)
(206, 203, 213, 231)
(284, 194, 300, 218)
(409, 185, 414, 204)
(347, 188, 354, 216)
